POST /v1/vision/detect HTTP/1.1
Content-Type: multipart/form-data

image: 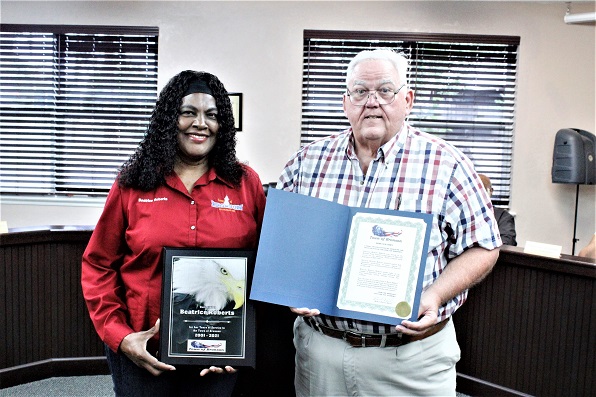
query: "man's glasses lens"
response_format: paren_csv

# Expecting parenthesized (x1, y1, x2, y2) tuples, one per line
(347, 84, 406, 106)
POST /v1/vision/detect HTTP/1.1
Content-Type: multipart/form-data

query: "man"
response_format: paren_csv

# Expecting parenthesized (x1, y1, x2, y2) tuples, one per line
(277, 49, 501, 396)
(479, 173, 518, 246)
(578, 233, 596, 258)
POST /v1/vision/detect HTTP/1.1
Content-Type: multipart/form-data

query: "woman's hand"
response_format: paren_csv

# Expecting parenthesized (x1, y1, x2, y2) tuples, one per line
(199, 366, 237, 376)
(119, 319, 176, 376)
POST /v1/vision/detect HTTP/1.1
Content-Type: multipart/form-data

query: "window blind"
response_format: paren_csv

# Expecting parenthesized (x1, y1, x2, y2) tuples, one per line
(0, 24, 159, 196)
(302, 30, 519, 206)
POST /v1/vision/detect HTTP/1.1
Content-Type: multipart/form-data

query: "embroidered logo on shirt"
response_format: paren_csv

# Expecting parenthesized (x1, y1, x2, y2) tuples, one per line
(211, 195, 244, 212)
(138, 197, 168, 203)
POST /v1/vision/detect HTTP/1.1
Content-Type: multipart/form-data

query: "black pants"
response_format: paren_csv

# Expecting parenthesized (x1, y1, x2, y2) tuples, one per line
(105, 345, 237, 397)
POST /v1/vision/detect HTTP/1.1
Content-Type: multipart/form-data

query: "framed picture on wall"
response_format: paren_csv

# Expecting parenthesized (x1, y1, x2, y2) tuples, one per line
(228, 93, 243, 131)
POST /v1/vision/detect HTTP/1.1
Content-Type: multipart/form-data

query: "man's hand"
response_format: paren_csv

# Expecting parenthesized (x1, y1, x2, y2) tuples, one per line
(396, 289, 440, 335)
(397, 247, 498, 335)
(119, 319, 176, 376)
(290, 307, 320, 317)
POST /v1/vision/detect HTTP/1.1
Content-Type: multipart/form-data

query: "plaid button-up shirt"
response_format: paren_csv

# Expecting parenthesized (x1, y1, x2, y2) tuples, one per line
(277, 123, 501, 334)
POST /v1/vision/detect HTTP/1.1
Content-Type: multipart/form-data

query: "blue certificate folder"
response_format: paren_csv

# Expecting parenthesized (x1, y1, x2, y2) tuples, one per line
(250, 188, 432, 325)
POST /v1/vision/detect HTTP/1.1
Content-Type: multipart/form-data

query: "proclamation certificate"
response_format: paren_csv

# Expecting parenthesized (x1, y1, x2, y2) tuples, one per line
(337, 213, 428, 319)
(251, 188, 432, 325)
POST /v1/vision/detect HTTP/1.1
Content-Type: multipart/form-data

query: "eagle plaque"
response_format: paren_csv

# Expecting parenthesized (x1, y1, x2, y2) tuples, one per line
(160, 247, 256, 367)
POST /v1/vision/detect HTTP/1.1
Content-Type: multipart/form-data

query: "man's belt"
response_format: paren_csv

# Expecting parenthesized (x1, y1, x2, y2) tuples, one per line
(303, 317, 449, 348)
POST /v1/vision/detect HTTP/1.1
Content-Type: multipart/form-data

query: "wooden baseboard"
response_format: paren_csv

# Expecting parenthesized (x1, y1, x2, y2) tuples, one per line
(456, 373, 534, 396)
(0, 357, 110, 389)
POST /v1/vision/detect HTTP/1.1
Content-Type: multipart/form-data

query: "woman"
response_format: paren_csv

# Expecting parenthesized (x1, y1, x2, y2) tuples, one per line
(81, 70, 266, 396)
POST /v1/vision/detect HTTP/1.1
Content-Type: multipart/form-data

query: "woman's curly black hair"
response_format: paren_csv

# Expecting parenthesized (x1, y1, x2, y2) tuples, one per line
(118, 70, 245, 190)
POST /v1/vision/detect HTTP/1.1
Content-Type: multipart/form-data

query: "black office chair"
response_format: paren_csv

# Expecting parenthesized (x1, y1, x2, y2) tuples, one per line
(262, 182, 276, 196)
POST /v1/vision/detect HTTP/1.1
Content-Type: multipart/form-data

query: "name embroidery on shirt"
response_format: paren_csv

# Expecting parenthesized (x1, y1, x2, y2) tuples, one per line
(138, 197, 168, 203)
(211, 195, 244, 212)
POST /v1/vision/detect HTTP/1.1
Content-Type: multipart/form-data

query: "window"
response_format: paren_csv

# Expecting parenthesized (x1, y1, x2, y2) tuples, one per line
(302, 30, 519, 207)
(0, 24, 159, 197)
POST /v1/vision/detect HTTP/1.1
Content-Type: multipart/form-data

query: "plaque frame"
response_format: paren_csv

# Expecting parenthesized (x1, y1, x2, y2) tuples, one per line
(160, 247, 256, 367)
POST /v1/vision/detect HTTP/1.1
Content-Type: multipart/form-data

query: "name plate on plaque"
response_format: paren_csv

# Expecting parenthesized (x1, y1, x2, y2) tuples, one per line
(160, 247, 256, 367)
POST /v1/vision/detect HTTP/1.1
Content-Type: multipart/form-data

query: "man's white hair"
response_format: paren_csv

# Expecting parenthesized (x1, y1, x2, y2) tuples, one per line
(346, 49, 409, 87)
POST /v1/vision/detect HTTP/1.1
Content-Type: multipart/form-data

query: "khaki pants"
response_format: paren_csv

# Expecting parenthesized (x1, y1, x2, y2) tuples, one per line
(293, 317, 460, 397)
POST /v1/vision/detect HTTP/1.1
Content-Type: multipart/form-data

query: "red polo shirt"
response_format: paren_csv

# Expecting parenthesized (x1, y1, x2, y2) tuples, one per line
(81, 165, 266, 353)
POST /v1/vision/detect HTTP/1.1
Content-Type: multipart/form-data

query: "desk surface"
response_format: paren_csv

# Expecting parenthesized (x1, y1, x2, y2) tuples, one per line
(499, 244, 595, 277)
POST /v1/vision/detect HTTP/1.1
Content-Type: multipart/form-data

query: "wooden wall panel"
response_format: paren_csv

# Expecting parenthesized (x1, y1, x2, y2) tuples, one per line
(0, 228, 107, 387)
(455, 246, 596, 397)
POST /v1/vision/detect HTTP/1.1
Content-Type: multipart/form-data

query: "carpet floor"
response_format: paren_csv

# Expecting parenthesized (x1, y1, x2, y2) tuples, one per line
(0, 375, 472, 397)
(0, 375, 113, 397)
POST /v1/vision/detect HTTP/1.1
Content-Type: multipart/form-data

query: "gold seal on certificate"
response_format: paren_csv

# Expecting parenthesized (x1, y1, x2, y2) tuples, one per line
(160, 248, 256, 367)
(395, 301, 412, 318)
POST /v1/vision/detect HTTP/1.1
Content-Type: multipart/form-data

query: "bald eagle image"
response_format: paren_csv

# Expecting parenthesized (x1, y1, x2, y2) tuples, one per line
(170, 257, 247, 351)
(172, 258, 246, 311)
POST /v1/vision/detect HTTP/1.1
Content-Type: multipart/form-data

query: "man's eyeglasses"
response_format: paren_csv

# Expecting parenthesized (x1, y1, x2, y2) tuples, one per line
(346, 83, 406, 106)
